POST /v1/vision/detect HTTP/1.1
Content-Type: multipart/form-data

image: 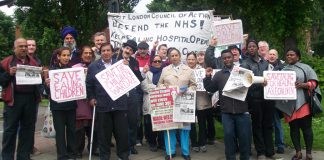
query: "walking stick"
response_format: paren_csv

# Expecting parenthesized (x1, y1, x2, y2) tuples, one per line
(89, 105, 96, 160)
(167, 129, 172, 160)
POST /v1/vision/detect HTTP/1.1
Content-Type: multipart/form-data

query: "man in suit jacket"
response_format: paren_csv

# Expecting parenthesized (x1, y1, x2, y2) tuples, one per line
(86, 43, 129, 160)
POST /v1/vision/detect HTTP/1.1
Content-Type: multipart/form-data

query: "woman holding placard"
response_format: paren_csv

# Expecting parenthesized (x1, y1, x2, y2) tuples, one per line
(186, 52, 212, 153)
(45, 47, 77, 160)
(158, 48, 196, 160)
(277, 48, 320, 160)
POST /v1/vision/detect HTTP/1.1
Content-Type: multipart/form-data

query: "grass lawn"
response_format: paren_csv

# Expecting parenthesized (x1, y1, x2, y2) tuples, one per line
(212, 113, 324, 151)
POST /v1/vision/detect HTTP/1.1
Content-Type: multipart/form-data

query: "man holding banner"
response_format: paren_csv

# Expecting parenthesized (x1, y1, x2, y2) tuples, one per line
(1, 38, 42, 160)
(113, 39, 144, 154)
(204, 49, 251, 160)
(86, 43, 129, 160)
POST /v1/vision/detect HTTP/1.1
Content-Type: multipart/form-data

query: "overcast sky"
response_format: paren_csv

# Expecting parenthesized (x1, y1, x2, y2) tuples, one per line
(0, 0, 152, 16)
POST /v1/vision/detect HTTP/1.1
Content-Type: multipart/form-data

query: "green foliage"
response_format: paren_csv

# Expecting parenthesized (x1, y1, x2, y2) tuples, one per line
(147, 0, 323, 57)
(301, 54, 324, 93)
(120, 0, 139, 12)
(14, 0, 110, 66)
(0, 11, 15, 60)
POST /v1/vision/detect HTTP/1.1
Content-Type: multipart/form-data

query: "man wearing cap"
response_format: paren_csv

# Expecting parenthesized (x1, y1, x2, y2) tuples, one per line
(133, 41, 150, 146)
(50, 26, 81, 67)
(228, 45, 243, 66)
(1, 38, 42, 160)
(113, 39, 144, 155)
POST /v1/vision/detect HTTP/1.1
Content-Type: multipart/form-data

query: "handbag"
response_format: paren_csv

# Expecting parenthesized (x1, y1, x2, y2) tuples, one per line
(309, 85, 323, 116)
(296, 65, 323, 117)
(41, 102, 56, 138)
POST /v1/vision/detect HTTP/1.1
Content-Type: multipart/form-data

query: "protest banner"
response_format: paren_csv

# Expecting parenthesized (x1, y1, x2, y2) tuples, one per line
(173, 91, 196, 123)
(15, 64, 42, 85)
(108, 11, 213, 60)
(149, 87, 183, 131)
(194, 68, 220, 91)
(264, 71, 296, 100)
(95, 60, 140, 101)
(49, 67, 86, 103)
(222, 66, 252, 101)
(213, 19, 243, 46)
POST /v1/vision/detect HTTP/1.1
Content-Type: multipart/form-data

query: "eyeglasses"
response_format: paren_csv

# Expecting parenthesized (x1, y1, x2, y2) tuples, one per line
(153, 60, 162, 63)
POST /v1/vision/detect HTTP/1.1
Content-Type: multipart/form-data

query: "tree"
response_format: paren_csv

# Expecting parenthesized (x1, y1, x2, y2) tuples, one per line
(0, 11, 15, 60)
(147, 0, 323, 56)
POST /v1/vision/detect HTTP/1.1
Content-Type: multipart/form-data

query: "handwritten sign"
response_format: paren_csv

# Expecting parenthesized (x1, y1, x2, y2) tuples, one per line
(108, 11, 213, 60)
(16, 64, 42, 85)
(49, 68, 86, 103)
(173, 91, 196, 123)
(213, 20, 243, 46)
(95, 60, 140, 101)
(264, 71, 296, 100)
(194, 68, 220, 91)
(149, 87, 183, 131)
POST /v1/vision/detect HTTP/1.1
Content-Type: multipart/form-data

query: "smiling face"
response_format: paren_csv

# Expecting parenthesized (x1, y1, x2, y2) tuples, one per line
(158, 45, 167, 59)
(58, 49, 71, 65)
(81, 47, 93, 63)
(122, 46, 134, 59)
(151, 56, 162, 68)
(186, 54, 197, 69)
(230, 48, 240, 62)
(268, 49, 278, 63)
(101, 44, 113, 63)
(27, 39, 36, 55)
(285, 50, 299, 65)
(94, 35, 106, 49)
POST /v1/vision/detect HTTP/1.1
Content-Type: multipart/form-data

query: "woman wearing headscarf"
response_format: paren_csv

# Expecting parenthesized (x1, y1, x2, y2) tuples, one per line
(276, 48, 320, 160)
(158, 48, 196, 160)
(141, 55, 165, 152)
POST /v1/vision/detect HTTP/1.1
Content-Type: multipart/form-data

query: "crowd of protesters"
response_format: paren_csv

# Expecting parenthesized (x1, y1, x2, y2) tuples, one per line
(0, 25, 321, 160)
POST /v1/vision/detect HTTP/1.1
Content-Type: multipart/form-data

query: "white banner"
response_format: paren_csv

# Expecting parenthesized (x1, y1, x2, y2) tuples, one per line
(194, 68, 220, 91)
(108, 11, 214, 58)
(49, 67, 86, 103)
(213, 19, 243, 46)
(95, 60, 140, 101)
(173, 91, 196, 123)
(264, 71, 296, 100)
(222, 66, 251, 101)
(16, 64, 42, 85)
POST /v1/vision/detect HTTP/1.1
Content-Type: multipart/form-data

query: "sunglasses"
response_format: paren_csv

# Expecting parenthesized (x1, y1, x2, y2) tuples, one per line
(153, 60, 162, 63)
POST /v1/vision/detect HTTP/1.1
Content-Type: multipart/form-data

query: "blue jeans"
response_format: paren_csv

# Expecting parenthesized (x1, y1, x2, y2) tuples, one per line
(222, 113, 251, 160)
(273, 109, 285, 149)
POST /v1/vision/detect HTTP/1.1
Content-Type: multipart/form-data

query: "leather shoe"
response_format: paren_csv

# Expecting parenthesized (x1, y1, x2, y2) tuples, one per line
(130, 147, 138, 154)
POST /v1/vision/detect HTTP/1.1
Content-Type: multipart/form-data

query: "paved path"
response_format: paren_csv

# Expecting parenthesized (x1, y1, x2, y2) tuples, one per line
(1, 106, 324, 160)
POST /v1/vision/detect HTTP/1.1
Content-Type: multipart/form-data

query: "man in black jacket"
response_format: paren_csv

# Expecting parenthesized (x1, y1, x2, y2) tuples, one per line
(113, 40, 144, 155)
(204, 49, 251, 160)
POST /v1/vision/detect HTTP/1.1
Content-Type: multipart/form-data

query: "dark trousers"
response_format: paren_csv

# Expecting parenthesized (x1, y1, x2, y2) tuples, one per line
(127, 89, 142, 148)
(2, 93, 37, 160)
(206, 108, 215, 141)
(144, 114, 164, 147)
(97, 111, 129, 160)
(136, 101, 144, 144)
(75, 124, 98, 155)
(249, 99, 274, 157)
(222, 113, 251, 160)
(52, 109, 77, 160)
(289, 115, 313, 154)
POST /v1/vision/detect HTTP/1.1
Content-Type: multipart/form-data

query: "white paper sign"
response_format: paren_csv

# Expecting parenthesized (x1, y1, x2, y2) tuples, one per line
(16, 64, 42, 85)
(194, 68, 220, 91)
(173, 91, 196, 123)
(49, 67, 87, 103)
(213, 20, 243, 46)
(108, 11, 213, 61)
(222, 66, 251, 101)
(264, 71, 296, 100)
(95, 60, 140, 101)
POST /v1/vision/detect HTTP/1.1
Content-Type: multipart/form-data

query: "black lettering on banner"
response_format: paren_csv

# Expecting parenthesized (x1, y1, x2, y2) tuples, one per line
(174, 20, 197, 29)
